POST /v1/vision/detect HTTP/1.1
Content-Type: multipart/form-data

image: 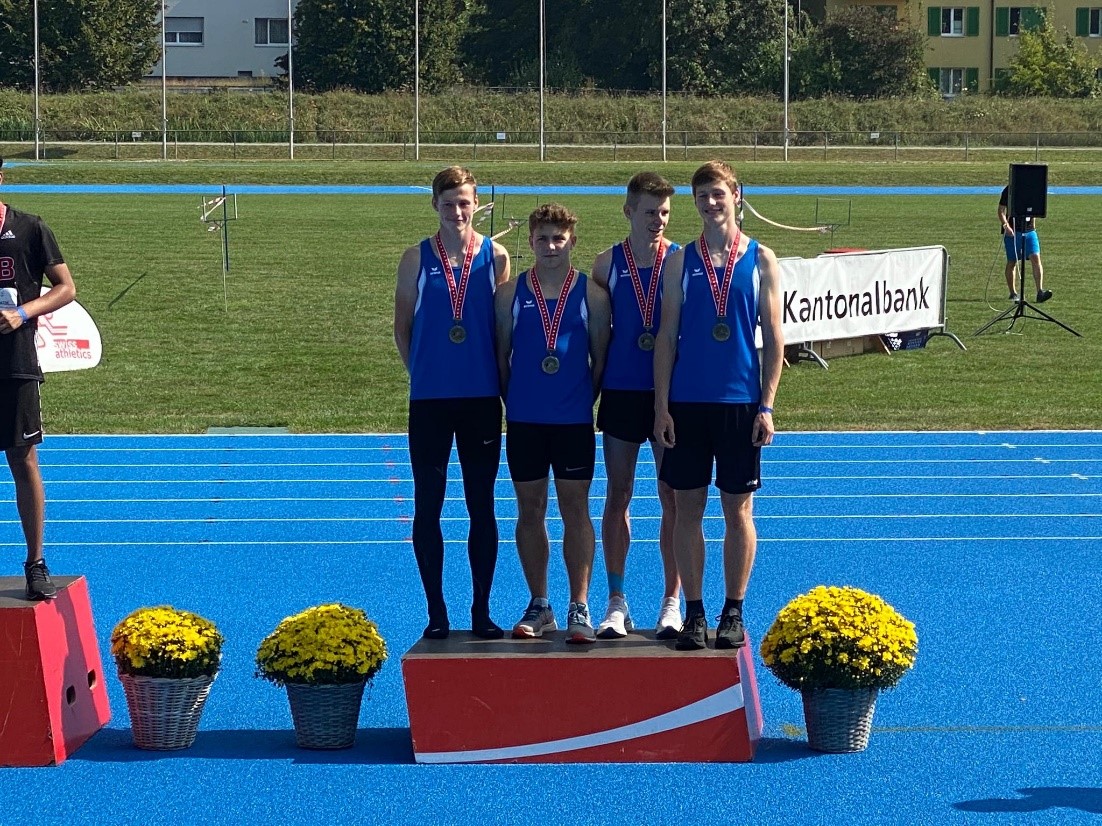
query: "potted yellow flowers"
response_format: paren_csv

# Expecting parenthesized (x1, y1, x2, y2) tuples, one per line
(255, 603, 387, 749)
(760, 585, 918, 752)
(110, 606, 224, 750)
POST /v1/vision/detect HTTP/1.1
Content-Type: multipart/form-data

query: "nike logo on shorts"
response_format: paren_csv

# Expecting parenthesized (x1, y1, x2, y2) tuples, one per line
(483, 438, 496, 445)
(564, 465, 586, 472)
(22, 430, 41, 441)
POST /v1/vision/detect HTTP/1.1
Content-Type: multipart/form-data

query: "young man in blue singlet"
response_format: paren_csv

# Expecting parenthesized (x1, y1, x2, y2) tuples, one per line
(394, 166, 511, 640)
(591, 172, 682, 640)
(653, 160, 784, 652)
(494, 204, 611, 645)
(0, 157, 78, 600)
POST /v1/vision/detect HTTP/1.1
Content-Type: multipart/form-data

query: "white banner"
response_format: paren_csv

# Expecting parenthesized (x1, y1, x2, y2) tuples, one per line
(777, 246, 946, 344)
(35, 287, 103, 372)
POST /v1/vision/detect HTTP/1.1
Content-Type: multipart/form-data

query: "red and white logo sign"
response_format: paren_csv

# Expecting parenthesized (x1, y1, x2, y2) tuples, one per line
(35, 287, 102, 372)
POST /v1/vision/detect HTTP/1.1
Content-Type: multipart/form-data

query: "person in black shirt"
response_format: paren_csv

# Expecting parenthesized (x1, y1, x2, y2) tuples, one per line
(0, 157, 78, 600)
(998, 185, 1051, 303)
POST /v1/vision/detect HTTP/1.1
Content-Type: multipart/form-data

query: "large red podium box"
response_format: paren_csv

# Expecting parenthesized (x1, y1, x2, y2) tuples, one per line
(0, 575, 111, 766)
(402, 630, 762, 763)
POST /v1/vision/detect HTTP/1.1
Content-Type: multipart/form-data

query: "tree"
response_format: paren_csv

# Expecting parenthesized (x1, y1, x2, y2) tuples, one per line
(0, 0, 160, 92)
(288, 0, 476, 93)
(995, 17, 1101, 97)
(789, 6, 928, 99)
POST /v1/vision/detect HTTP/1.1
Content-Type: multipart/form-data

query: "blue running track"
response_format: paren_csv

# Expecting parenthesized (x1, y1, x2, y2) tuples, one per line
(2, 431, 1101, 825)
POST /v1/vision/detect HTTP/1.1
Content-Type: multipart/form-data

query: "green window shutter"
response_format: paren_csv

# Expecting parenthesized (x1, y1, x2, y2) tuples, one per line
(929, 67, 941, 88)
(1022, 7, 1043, 30)
(996, 7, 1009, 36)
(965, 67, 979, 91)
(1076, 7, 1089, 36)
(966, 6, 980, 35)
(928, 6, 942, 35)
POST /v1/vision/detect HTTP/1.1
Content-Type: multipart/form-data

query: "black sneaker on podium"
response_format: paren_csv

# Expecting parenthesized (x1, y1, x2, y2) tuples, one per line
(24, 558, 58, 601)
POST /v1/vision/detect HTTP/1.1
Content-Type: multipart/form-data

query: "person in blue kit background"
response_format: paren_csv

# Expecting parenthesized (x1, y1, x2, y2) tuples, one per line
(494, 203, 611, 645)
(394, 166, 511, 640)
(998, 185, 1051, 303)
(591, 172, 683, 640)
(653, 160, 783, 652)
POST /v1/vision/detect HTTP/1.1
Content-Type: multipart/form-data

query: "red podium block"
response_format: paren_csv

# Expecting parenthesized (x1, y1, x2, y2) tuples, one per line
(402, 630, 762, 763)
(0, 576, 111, 766)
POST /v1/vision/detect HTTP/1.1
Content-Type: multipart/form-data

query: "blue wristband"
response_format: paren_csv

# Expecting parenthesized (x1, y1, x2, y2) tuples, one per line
(759, 406, 774, 415)
(16, 306, 30, 324)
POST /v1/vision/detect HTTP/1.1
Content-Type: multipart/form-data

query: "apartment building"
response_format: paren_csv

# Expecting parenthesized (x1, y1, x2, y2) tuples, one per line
(825, 1, 1102, 94)
(146, 0, 299, 83)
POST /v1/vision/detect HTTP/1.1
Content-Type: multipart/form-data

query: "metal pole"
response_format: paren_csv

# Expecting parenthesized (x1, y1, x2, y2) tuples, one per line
(161, 2, 167, 160)
(661, 0, 667, 162)
(288, 0, 295, 159)
(33, 0, 41, 161)
(783, 0, 790, 162)
(415, 0, 420, 161)
(539, 0, 545, 162)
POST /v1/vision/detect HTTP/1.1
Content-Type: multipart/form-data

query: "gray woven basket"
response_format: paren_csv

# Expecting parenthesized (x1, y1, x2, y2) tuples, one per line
(119, 672, 216, 750)
(801, 687, 878, 753)
(285, 681, 366, 749)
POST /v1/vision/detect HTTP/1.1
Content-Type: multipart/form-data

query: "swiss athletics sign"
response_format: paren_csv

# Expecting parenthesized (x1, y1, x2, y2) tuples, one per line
(36, 286, 102, 373)
(776, 246, 947, 344)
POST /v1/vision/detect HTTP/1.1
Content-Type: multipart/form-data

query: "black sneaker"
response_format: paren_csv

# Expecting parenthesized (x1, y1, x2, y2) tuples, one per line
(24, 558, 58, 601)
(675, 613, 708, 651)
(422, 610, 450, 640)
(1037, 289, 1053, 303)
(715, 607, 746, 650)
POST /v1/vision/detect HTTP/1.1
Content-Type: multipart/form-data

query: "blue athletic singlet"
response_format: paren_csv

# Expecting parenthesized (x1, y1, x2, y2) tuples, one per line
(408, 235, 499, 400)
(670, 238, 762, 404)
(505, 271, 593, 425)
(603, 240, 681, 392)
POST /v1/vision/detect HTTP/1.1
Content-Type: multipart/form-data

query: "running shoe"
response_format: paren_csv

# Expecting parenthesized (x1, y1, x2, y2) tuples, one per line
(24, 558, 58, 601)
(512, 600, 557, 638)
(675, 612, 708, 651)
(596, 596, 634, 639)
(1037, 289, 1053, 303)
(715, 606, 746, 650)
(565, 602, 596, 644)
(655, 597, 682, 640)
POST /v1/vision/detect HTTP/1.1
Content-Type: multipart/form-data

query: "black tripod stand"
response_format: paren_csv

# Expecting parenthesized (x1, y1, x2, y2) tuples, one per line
(974, 225, 1081, 337)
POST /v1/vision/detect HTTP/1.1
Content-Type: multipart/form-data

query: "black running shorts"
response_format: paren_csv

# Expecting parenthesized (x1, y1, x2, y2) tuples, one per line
(0, 379, 44, 451)
(596, 388, 656, 445)
(658, 401, 761, 494)
(505, 422, 596, 483)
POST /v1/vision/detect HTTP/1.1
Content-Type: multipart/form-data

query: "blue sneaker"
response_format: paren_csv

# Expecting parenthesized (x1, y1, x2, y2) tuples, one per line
(566, 602, 596, 645)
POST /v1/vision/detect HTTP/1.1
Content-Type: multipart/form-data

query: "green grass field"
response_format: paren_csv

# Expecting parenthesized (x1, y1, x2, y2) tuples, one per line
(6, 160, 1099, 433)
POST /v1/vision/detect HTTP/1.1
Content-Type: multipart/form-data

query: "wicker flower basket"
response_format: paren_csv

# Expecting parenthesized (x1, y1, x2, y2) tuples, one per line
(119, 672, 216, 750)
(801, 687, 878, 753)
(285, 681, 366, 749)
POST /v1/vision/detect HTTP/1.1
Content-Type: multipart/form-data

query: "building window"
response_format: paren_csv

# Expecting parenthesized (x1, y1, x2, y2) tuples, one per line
(940, 67, 964, 95)
(255, 18, 290, 46)
(1091, 8, 1101, 36)
(942, 7, 964, 35)
(997, 6, 1044, 36)
(165, 17, 203, 45)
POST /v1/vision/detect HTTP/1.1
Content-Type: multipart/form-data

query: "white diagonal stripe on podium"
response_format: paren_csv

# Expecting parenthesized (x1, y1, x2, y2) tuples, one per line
(415, 683, 745, 764)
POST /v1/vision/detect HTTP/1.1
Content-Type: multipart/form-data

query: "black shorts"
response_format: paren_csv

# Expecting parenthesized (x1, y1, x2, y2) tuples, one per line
(658, 402, 761, 494)
(0, 379, 43, 451)
(506, 422, 596, 483)
(408, 396, 502, 470)
(597, 388, 656, 444)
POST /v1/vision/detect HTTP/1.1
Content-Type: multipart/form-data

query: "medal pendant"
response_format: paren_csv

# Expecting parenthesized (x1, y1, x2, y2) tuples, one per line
(449, 324, 466, 344)
(541, 355, 561, 375)
(712, 321, 731, 342)
(637, 332, 656, 351)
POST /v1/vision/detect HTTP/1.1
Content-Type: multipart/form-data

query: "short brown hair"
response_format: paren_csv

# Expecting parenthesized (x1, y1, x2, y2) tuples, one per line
(626, 171, 675, 208)
(528, 203, 578, 235)
(432, 166, 477, 199)
(691, 160, 738, 196)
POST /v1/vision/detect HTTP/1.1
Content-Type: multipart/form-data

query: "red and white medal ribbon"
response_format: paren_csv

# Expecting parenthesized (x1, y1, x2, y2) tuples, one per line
(433, 231, 477, 323)
(622, 238, 665, 331)
(698, 227, 742, 319)
(529, 265, 576, 354)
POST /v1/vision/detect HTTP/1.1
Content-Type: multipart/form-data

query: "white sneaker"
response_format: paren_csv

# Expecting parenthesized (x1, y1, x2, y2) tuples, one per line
(596, 596, 634, 639)
(655, 597, 682, 640)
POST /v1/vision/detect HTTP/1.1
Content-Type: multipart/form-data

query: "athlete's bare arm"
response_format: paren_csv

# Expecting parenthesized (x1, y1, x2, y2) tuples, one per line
(652, 246, 685, 448)
(492, 239, 512, 286)
(590, 247, 614, 291)
(754, 244, 783, 447)
(586, 276, 611, 397)
(493, 278, 518, 400)
(0, 263, 75, 335)
(393, 245, 420, 371)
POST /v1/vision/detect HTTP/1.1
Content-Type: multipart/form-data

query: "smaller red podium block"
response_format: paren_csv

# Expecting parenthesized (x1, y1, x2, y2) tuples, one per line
(402, 631, 763, 763)
(0, 576, 112, 766)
